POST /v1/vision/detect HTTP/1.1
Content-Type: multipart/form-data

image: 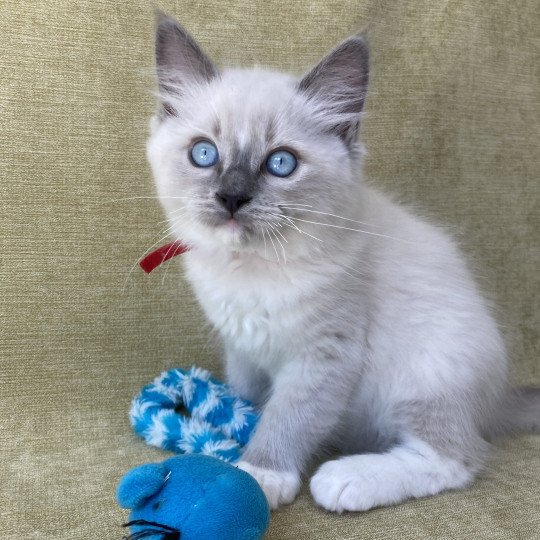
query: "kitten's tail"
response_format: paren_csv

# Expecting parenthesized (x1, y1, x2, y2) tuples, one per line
(494, 387, 540, 435)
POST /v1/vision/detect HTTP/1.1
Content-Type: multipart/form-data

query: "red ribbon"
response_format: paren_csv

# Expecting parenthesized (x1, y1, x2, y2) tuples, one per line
(139, 241, 189, 273)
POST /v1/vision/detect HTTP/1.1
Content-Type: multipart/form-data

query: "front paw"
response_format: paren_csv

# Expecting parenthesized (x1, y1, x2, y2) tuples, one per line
(237, 461, 301, 510)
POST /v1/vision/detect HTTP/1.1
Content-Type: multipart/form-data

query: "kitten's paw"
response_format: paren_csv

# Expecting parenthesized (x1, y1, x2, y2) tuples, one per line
(311, 445, 473, 513)
(237, 461, 301, 510)
(310, 458, 385, 513)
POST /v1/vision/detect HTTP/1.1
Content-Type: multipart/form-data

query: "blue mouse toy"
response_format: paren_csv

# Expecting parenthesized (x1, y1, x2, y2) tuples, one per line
(117, 454, 270, 540)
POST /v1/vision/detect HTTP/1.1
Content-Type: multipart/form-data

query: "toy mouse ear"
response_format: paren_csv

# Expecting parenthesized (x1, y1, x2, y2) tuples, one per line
(116, 463, 169, 509)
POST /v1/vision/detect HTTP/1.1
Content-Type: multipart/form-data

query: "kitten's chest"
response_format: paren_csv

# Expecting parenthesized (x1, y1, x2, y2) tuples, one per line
(184, 252, 307, 353)
(202, 287, 281, 350)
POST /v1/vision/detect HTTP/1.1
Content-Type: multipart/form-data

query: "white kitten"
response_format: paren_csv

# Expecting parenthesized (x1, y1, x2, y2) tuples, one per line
(147, 14, 540, 512)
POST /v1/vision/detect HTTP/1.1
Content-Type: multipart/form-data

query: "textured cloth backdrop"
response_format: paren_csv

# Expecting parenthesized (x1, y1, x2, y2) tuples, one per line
(1, 1, 538, 539)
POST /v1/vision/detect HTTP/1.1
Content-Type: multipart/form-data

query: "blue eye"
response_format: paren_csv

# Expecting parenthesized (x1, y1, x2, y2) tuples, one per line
(190, 140, 219, 167)
(266, 150, 297, 178)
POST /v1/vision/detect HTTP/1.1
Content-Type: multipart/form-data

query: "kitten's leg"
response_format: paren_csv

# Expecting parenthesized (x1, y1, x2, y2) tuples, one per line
(238, 357, 359, 509)
(310, 399, 488, 512)
(224, 347, 270, 407)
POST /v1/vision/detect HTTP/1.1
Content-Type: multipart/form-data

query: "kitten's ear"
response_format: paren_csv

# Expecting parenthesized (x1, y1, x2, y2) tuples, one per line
(154, 12, 218, 116)
(298, 36, 369, 145)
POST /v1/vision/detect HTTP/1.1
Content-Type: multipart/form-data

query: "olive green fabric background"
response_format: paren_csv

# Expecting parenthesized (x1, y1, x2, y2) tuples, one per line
(1, 1, 538, 538)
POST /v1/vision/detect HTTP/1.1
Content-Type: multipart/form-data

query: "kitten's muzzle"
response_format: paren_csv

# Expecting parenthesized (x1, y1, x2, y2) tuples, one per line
(215, 192, 252, 217)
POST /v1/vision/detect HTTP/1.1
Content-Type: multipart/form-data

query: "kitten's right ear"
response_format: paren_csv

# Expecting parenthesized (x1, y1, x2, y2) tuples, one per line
(154, 12, 218, 116)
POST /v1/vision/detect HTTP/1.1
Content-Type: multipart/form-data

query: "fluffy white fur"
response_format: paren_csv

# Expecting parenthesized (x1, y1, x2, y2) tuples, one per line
(146, 16, 537, 512)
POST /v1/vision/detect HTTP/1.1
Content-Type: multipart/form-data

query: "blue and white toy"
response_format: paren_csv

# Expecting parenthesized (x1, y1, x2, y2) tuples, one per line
(129, 366, 259, 463)
(119, 367, 270, 539)
(117, 454, 270, 540)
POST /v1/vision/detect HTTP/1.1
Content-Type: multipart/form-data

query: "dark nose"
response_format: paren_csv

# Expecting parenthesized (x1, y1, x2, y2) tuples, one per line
(215, 192, 252, 216)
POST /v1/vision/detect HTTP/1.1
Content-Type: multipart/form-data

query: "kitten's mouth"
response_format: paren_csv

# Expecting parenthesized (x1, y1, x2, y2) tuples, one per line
(218, 217, 249, 244)
(200, 212, 252, 246)
(196, 209, 265, 248)
(224, 217, 242, 232)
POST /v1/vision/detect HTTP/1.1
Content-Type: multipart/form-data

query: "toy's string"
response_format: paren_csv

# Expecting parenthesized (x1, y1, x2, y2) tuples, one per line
(122, 520, 181, 539)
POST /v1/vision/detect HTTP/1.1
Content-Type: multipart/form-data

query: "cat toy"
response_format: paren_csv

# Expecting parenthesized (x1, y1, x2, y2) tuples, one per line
(117, 454, 270, 540)
(119, 367, 269, 539)
(129, 366, 259, 462)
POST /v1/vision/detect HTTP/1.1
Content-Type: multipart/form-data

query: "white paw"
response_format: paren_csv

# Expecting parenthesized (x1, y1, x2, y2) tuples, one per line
(237, 461, 301, 510)
(310, 457, 396, 513)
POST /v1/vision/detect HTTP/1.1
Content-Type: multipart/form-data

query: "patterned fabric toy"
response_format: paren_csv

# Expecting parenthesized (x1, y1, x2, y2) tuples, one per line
(130, 366, 259, 463)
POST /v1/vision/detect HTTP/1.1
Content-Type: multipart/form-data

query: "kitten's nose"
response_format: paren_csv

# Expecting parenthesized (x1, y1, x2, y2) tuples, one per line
(215, 192, 252, 216)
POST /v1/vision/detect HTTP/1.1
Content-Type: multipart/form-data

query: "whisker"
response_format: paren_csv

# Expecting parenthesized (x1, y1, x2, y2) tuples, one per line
(160, 235, 184, 285)
(106, 196, 191, 203)
(266, 226, 281, 264)
(269, 227, 287, 264)
(273, 227, 288, 244)
(267, 212, 297, 228)
(156, 200, 209, 226)
(256, 223, 268, 259)
(268, 213, 324, 243)
(279, 206, 383, 229)
(338, 262, 371, 286)
(122, 519, 180, 539)
(272, 202, 313, 208)
(156, 205, 189, 225)
(286, 216, 411, 243)
(338, 266, 370, 285)
(122, 215, 187, 292)
(122, 230, 175, 292)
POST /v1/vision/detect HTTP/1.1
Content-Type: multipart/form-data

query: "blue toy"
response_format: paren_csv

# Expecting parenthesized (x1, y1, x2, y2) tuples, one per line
(129, 366, 259, 463)
(117, 454, 270, 540)
(119, 367, 269, 538)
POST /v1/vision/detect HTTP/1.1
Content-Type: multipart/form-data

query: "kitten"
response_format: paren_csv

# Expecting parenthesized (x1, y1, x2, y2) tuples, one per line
(146, 14, 539, 512)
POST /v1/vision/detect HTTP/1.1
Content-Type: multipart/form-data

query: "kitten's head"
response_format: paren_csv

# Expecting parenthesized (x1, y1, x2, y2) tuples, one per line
(147, 14, 369, 256)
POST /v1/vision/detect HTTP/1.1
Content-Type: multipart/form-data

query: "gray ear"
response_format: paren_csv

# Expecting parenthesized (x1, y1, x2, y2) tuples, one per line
(155, 13, 218, 116)
(299, 36, 369, 145)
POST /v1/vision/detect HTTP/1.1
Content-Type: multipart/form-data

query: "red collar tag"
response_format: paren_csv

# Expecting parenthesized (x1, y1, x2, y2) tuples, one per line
(139, 241, 189, 273)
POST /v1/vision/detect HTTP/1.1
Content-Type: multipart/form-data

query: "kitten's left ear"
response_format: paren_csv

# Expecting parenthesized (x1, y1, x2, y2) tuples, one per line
(299, 36, 369, 146)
